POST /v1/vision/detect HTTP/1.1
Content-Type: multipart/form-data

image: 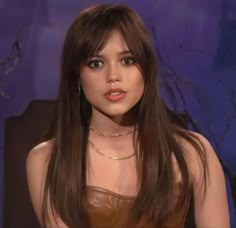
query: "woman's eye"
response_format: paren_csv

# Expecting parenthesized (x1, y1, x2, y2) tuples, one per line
(87, 60, 103, 68)
(122, 57, 136, 65)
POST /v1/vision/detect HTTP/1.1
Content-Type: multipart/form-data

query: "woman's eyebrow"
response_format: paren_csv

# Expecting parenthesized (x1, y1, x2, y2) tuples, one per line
(119, 50, 132, 55)
(92, 50, 132, 58)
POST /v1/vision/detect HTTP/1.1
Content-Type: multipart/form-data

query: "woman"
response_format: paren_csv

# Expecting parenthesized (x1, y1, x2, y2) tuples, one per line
(26, 3, 230, 228)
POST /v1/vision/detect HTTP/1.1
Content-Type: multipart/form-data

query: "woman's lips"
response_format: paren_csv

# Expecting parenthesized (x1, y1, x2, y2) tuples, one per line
(105, 93, 126, 101)
(104, 89, 127, 102)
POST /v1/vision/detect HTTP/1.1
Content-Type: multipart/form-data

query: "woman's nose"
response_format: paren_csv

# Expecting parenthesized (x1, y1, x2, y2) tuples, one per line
(106, 63, 122, 83)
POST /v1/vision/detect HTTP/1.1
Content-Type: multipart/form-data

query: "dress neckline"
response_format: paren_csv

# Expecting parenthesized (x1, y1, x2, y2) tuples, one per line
(86, 185, 137, 200)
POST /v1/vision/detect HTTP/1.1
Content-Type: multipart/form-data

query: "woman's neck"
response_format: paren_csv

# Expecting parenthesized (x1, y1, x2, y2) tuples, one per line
(90, 108, 136, 135)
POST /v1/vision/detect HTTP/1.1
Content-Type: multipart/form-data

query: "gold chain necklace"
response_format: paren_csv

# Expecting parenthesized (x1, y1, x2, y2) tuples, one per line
(89, 126, 135, 137)
(88, 138, 136, 160)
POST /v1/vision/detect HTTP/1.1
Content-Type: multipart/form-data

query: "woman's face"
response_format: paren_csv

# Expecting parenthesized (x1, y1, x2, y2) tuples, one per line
(80, 30, 144, 119)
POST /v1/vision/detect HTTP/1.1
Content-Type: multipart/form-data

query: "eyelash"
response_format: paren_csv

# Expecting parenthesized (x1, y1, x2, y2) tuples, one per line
(87, 56, 136, 69)
(87, 60, 103, 68)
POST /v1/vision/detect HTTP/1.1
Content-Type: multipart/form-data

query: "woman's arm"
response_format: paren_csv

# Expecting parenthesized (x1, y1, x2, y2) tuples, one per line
(26, 141, 69, 228)
(189, 133, 230, 228)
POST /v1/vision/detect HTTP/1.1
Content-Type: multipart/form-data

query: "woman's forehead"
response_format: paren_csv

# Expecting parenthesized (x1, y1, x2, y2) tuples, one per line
(94, 30, 129, 54)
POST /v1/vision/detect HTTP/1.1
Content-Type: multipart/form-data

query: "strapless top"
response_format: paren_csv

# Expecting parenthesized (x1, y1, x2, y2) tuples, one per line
(86, 185, 189, 228)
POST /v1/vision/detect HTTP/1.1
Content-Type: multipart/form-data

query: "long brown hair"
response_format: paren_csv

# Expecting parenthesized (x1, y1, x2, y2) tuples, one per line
(42, 4, 208, 227)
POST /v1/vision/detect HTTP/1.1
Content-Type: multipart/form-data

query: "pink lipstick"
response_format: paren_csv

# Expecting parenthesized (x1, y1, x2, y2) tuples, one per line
(104, 88, 127, 102)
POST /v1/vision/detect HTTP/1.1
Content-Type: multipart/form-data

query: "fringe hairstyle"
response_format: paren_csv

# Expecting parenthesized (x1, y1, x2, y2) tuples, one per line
(42, 4, 208, 227)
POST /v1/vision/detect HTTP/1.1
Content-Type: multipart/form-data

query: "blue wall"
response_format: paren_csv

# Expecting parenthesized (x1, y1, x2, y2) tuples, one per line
(0, 0, 235, 227)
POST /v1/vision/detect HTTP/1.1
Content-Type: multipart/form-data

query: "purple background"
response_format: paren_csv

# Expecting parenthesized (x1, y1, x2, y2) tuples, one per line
(0, 0, 236, 227)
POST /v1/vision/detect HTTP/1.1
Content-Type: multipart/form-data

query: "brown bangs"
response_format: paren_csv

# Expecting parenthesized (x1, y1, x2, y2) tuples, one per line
(73, 4, 152, 78)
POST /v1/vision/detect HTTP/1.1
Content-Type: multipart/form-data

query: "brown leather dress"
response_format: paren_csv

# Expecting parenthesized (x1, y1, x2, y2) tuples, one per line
(86, 185, 190, 228)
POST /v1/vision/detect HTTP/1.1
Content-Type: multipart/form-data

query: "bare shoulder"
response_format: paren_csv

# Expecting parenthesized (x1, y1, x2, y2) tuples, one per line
(177, 130, 230, 227)
(27, 139, 54, 167)
(172, 131, 211, 184)
(26, 140, 69, 228)
(26, 139, 55, 184)
(178, 130, 213, 155)
(176, 130, 219, 176)
(26, 139, 54, 226)
(174, 130, 224, 188)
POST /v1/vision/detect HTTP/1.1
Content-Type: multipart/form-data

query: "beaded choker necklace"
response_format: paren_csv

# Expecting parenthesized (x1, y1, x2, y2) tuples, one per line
(89, 126, 135, 137)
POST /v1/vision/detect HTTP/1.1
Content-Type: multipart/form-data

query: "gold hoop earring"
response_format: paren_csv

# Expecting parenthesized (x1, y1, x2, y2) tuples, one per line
(77, 82, 81, 94)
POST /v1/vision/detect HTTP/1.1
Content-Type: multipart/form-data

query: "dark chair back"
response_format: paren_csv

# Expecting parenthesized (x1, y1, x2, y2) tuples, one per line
(3, 100, 55, 228)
